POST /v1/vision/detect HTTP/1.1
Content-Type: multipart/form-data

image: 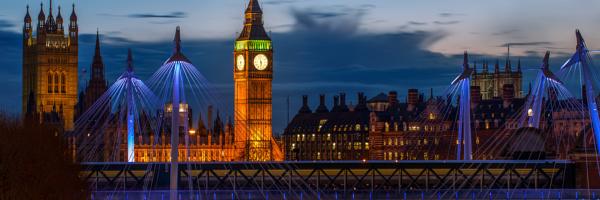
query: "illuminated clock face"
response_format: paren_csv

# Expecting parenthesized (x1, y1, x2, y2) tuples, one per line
(253, 54, 268, 70)
(236, 54, 245, 71)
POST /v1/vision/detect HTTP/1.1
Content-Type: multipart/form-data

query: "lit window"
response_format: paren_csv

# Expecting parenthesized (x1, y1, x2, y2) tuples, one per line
(47, 73, 53, 93)
(527, 108, 533, 117)
(61, 73, 66, 93)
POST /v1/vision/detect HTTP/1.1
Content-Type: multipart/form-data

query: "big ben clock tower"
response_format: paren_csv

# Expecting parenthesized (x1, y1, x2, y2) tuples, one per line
(234, 0, 279, 161)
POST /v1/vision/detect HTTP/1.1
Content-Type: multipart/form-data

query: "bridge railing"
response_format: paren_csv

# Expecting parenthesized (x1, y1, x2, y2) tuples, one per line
(81, 160, 575, 193)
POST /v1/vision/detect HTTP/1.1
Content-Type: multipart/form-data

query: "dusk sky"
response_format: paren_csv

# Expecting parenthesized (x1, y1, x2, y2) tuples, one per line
(2, 0, 600, 132)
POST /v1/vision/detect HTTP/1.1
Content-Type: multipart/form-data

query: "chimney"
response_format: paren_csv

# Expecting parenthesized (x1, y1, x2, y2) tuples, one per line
(354, 92, 369, 112)
(315, 94, 329, 113)
(298, 95, 312, 114)
(332, 95, 340, 112)
(340, 93, 349, 111)
(470, 86, 481, 107)
(407, 89, 418, 112)
(502, 84, 514, 108)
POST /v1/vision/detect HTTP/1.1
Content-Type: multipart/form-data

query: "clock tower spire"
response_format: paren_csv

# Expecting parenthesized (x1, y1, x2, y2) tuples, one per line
(234, 0, 281, 161)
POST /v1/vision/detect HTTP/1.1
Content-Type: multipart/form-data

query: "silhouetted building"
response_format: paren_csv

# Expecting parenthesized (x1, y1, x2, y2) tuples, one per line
(76, 30, 108, 118)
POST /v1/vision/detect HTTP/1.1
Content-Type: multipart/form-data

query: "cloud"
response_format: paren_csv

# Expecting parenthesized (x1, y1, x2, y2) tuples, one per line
(408, 21, 427, 26)
(263, 0, 297, 5)
(128, 12, 187, 19)
(433, 20, 460, 25)
(301, 11, 347, 19)
(492, 29, 520, 36)
(439, 12, 465, 18)
(0, 19, 15, 30)
(498, 42, 553, 47)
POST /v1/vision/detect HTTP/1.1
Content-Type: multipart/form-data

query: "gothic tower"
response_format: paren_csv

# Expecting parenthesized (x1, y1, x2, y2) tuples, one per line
(234, 0, 276, 161)
(83, 30, 108, 112)
(23, 1, 78, 130)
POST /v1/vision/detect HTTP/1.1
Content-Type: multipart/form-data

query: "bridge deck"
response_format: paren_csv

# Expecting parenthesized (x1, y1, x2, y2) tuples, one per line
(81, 160, 575, 192)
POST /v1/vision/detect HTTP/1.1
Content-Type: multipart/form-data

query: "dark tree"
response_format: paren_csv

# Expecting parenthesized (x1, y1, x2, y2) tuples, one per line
(0, 114, 88, 199)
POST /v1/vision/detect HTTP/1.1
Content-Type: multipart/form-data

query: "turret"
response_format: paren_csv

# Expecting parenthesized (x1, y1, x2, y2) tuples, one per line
(45, 0, 56, 33)
(37, 3, 46, 40)
(517, 58, 522, 72)
(69, 4, 78, 45)
(56, 6, 64, 33)
(23, 5, 32, 46)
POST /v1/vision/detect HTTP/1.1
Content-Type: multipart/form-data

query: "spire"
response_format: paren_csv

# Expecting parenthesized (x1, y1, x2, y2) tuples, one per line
(166, 26, 190, 63)
(517, 58, 522, 72)
(24, 5, 31, 23)
(505, 44, 511, 72)
(70, 3, 77, 21)
(483, 61, 489, 72)
(494, 59, 500, 73)
(91, 29, 104, 80)
(127, 48, 134, 73)
(49, 0, 53, 16)
(473, 61, 477, 73)
(246, 0, 263, 14)
(237, 0, 270, 40)
(56, 5, 62, 21)
(38, 3, 45, 21)
(94, 29, 101, 58)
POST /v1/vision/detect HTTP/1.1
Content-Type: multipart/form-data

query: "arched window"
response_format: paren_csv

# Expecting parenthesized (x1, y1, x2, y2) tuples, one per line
(54, 73, 59, 93)
(47, 72, 53, 93)
(61, 73, 66, 93)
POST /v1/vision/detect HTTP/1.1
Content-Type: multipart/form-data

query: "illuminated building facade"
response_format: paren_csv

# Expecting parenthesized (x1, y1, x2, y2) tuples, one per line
(233, 0, 282, 161)
(471, 56, 523, 100)
(284, 93, 371, 160)
(22, 1, 79, 130)
(132, 104, 236, 162)
(284, 88, 532, 161)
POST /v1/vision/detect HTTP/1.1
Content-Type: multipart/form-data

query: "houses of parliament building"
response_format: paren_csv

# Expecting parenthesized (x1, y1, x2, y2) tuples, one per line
(22, 2, 79, 131)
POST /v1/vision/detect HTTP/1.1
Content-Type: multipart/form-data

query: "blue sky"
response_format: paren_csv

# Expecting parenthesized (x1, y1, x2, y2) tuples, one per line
(2, 0, 600, 132)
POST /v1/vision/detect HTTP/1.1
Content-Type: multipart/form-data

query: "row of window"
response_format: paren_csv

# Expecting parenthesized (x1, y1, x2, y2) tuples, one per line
(48, 71, 66, 94)
(291, 133, 366, 142)
(291, 141, 370, 151)
(383, 151, 440, 160)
